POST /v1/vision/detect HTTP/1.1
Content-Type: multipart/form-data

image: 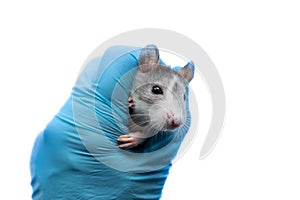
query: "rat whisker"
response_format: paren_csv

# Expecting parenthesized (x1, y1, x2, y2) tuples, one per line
(129, 113, 150, 117)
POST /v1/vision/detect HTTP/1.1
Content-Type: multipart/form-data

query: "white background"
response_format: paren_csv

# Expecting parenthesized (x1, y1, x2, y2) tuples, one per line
(1, 0, 299, 199)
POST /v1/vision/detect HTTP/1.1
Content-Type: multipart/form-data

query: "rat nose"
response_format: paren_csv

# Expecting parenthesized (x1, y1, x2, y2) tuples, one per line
(171, 120, 181, 128)
(166, 111, 182, 129)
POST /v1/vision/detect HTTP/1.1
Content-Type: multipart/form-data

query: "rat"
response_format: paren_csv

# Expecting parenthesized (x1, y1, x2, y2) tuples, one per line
(118, 44, 194, 149)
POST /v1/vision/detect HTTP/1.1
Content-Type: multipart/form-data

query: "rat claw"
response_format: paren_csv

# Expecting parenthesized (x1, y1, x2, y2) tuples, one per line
(118, 134, 131, 139)
(119, 143, 136, 149)
(117, 135, 135, 142)
(128, 96, 134, 107)
(128, 96, 133, 103)
(128, 102, 134, 107)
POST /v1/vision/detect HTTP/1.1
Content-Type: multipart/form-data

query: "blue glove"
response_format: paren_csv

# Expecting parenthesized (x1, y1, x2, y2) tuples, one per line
(30, 45, 192, 199)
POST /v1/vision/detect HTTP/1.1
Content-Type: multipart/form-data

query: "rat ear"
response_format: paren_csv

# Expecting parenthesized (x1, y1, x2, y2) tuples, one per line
(177, 61, 195, 83)
(138, 44, 159, 73)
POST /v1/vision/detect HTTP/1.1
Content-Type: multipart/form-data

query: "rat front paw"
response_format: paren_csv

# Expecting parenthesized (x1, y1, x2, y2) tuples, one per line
(128, 96, 135, 114)
(117, 133, 146, 149)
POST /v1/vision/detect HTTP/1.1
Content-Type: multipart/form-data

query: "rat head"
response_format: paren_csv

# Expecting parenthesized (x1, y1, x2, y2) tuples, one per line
(129, 45, 194, 135)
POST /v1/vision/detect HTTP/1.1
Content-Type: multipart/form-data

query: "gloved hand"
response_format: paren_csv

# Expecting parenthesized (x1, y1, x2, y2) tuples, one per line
(30, 45, 192, 200)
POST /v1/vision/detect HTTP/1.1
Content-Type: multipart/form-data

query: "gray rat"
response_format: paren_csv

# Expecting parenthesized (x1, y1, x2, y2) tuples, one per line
(118, 44, 194, 149)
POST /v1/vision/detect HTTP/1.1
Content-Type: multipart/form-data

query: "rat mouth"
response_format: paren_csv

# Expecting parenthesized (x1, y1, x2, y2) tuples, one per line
(164, 123, 181, 131)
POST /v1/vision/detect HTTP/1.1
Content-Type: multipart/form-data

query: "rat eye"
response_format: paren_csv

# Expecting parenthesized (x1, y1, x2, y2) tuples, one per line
(152, 85, 163, 95)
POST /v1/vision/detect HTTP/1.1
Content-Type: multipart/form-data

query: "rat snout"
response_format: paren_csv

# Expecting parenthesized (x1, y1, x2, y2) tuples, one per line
(166, 111, 182, 129)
